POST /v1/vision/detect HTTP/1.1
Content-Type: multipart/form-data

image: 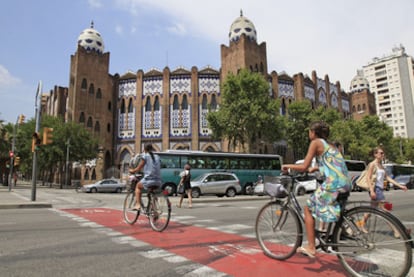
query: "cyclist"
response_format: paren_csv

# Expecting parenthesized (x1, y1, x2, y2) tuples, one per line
(129, 144, 162, 211)
(282, 121, 351, 258)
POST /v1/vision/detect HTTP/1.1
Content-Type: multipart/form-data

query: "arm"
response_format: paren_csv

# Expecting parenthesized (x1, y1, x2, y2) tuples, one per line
(282, 140, 320, 172)
(386, 175, 408, 191)
(129, 158, 145, 174)
(366, 162, 376, 199)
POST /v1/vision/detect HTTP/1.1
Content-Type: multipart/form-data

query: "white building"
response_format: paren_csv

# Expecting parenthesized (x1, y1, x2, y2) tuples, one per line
(362, 45, 414, 138)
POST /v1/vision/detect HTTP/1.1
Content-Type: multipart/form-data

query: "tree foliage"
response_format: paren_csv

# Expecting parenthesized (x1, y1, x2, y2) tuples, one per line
(207, 69, 284, 152)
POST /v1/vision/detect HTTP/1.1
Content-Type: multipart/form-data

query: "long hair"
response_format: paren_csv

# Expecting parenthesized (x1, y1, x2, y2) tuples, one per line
(144, 144, 155, 162)
(309, 121, 330, 140)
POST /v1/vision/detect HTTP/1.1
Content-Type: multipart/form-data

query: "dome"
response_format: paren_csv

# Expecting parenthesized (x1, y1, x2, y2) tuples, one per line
(77, 21, 104, 54)
(350, 70, 369, 93)
(229, 10, 257, 43)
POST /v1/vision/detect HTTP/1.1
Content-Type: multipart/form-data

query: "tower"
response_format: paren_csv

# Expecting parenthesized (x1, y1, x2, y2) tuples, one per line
(221, 10, 268, 80)
(67, 22, 115, 181)
(349, 70, 376, 121)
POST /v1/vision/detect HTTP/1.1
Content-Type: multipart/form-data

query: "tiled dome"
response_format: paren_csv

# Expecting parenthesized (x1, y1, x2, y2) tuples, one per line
(77, 21, 104, 54)
(229, 10, 257, 43)
(350, 70, 369, 93)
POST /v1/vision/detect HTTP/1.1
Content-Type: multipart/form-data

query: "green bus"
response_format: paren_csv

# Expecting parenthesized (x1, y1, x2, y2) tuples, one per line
(157, 150, 283, 195)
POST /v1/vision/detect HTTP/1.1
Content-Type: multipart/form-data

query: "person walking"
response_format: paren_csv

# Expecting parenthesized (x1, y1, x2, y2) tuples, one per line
(177, 163, 192, 208)
(128, 144, 162, 211)
(282, 121, 351, 258)
(361, 147, 407, 234)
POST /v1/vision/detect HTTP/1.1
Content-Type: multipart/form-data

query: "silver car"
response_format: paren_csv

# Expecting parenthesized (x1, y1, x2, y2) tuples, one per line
(190, 172, 241, 198)
(80, 179, 126, 193)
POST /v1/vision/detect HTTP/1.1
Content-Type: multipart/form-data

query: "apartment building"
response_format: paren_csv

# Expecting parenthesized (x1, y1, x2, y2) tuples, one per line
(362, 45, 414, 138)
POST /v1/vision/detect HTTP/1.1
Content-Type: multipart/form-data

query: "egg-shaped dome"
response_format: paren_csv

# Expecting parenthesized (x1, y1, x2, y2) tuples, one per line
(229, 10, 257, 43)
(77, 21, 104, 54)
(350, 70, 369, 93)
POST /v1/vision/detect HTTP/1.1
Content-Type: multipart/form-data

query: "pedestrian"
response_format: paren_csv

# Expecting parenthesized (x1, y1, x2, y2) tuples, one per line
(13, 172, 17, 186)
(282, 121, 351, 258)
(361, 147, 407, 234)
(128, 144, 162, 211)
(177, 163, 192, 208)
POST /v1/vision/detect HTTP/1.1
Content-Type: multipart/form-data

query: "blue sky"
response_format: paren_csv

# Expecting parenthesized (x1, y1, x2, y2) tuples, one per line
(1, 0, 413, 124)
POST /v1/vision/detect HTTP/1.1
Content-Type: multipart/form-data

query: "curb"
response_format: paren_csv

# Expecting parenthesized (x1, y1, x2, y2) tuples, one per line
(0, 203, 53, 209)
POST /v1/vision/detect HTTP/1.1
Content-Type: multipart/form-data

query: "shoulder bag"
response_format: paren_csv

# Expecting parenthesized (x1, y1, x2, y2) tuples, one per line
(356, 164, 377, 190)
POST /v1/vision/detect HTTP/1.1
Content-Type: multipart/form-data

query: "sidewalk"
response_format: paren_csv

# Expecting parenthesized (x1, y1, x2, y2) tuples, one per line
(0, 184, 52, 209)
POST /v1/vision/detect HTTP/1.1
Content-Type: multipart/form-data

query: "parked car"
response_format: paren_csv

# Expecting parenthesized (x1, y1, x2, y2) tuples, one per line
(79, 179, 126, 193)
(294, 159, 318, 195)
(393, 175, 414, 190)
(190, 172, 241, 198)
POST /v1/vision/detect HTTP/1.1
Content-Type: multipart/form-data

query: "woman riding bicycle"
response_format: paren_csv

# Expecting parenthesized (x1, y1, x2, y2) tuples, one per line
(129, 144, 162, 211)
(282, 121, 351, 258)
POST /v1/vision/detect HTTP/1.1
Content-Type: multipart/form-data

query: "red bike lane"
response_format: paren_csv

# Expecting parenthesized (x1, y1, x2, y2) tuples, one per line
(63, 208, 347, 276)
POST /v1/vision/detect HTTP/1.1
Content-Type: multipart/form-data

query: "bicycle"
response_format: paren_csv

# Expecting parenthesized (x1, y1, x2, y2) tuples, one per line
(123, 174, 171, 232)
(255, 174, 412, 277)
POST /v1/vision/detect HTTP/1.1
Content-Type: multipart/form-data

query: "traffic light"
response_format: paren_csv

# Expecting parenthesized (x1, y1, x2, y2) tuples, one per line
(32, 132, 41, 152)
(42, 127, 54, 145)
(14, 156, 20, 166)
(18, 114, 25, 125)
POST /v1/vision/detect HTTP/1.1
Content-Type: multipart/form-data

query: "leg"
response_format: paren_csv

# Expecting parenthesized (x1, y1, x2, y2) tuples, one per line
(177, 193, 183, 208)
(187, 189, 192, 208)
(134, 182, 144, 210)
(303, 206, 316, 253)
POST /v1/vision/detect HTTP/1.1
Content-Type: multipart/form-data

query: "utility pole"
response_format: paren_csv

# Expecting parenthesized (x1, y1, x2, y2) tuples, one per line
(31, 81, 42, 201)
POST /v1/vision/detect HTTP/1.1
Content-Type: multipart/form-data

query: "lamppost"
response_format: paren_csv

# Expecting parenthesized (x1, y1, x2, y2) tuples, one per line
(31, 81, 42, 201)
(65, 138, 70, 188)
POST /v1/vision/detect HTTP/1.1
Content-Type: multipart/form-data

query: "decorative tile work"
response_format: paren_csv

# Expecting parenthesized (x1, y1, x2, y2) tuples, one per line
(170, 76, 191, 95)
(199, 108, 212, 136)
(342, 99, 350, 112)
(199, 76, 220, 94)
(118, 79, 136, 98)
(278, 80, 295, 99)
(317, 78, 326, 91)
(331, 94, 338, 108)
(304, 85, 315, 101)
(319, 89, 327, 105)
(142, 107, 162, 138)
(143, 77, 163, 96)
(170, 105, 191, 137)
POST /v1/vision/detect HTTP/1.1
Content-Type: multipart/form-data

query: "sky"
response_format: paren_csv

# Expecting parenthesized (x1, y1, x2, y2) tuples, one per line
(1, 0, 414, 124)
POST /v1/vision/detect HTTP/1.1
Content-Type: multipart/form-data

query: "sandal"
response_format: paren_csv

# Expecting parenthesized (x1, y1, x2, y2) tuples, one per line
(297, 246, 316, 258)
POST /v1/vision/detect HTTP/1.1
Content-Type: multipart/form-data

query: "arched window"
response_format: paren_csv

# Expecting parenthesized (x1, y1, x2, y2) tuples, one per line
(128, 99, 133, 113)
(145, 97, 151, 111)
(173, 95, 179, 110)
(79, 112, 85, 123)
(108, 101, 112, 111)
(107, 123, 111, 133)
(91, 169, 96, 180)
(81, 79, 87, 91)
(84, 169, 89, 180)
(94, 121, 100, 133)
(154, 96, 160, 111)
(96, 88, 102, 99)
(87, 117, 93, 127)
(89, 84, 94, 95)
(120, 99, 126, 114)
(182, 95, 188, 109)
(281, 98, 286, 115)
(362, 103, 366, 110)
(357, 104, 361, 111)
(211, 94, 217, 110)
(202, 94, 207, 109)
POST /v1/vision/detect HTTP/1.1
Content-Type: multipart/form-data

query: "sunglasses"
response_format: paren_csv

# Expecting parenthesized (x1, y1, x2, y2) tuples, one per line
(378, 152, 384, 155)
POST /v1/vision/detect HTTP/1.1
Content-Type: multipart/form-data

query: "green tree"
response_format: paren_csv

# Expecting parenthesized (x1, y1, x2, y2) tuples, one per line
(208, 69, 284, 153)
(284, 100, 313, 160)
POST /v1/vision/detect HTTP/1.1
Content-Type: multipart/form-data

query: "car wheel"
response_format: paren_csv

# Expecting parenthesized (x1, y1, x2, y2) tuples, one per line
(91, 187, 98, 193)
(163, 183, 175, 196)
(191, 188, 201, 198)
(297, 187, 306, 196)
(226, 187, 236, 197)
(116, 187, 122, 193)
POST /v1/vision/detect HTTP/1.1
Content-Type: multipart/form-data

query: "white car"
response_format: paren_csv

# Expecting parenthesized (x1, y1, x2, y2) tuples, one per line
(190, 172, 241, 198)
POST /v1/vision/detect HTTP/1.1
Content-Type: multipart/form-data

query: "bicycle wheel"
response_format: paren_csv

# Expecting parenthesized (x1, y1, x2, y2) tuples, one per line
(333, 206, 412, 277)
(255, 201, 302, 260)
(123, 190, 140, 225)
(149, 192, 171, 232)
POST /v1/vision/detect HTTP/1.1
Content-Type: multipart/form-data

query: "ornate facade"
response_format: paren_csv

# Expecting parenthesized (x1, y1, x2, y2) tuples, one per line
(43, 13, 353, 184)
